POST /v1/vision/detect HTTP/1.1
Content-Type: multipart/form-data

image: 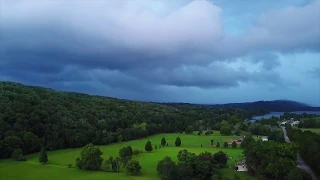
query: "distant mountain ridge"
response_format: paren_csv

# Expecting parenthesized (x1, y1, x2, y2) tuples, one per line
(163, 100, 320, 112)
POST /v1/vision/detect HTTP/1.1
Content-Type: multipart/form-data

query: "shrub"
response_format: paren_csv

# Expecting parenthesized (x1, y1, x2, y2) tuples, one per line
(145, 140, 153, 152)
(67, 164, 72, 168)
(39, 147, 48, 164)
(133, 149, 141, 156)
(12, 148, 26, 161)
(175, 137, 181, 147)
(231, 141, 237, 148)
(223, 142, 229, 148)
(216, 142, 220, 147)
(126, 159, 142, 175)
(161, 137, 166, 147)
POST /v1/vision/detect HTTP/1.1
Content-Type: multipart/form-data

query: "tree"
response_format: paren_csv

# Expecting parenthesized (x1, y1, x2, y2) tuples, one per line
(210, 139, 214, 146)
(233, 174, 241, 180)
(157, 156, 178, 180)
(198, 130, 203, 135)
(145, 140, 153, 152)
(213, 151, 228, 168)
(119, 146, 133, 166)
(185, 125, 193, 134)
(195, 152, 216, 179)
(12, 148, 26, 161)
(240, 135, 255, 149)
(155, 145, 158, 150)
(39, 147, 48, 164)
(161, 137, 166, 147)
(220, 120, 232, 136)
(101, 159, 112, 172)
(75, 143, 103, 170)
(287, 168, 312, 180)
(216, 142, 220, 147)
(126, 159, 142, 175)
(175, 137, 181, 147)
(223, 142, 228, 148)
(112, 157, 122, 173)
(231, 141, 237, 148)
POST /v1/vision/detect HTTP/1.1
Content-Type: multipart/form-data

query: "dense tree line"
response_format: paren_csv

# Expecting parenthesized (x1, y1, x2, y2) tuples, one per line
(298, 117, 320, 128)
(243, 137, 311, 180)
(0, 82, 265, 158)
(285, 124, 320, 175)
(157, 149, 228, 180)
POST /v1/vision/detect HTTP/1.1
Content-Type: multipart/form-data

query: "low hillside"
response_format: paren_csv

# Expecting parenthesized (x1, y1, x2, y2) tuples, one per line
(0, 81, 262, 158)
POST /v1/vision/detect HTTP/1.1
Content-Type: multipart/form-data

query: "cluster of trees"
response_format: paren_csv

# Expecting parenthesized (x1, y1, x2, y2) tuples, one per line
(244, 119, 285, 143)
(243, 135, 311, 179)
(76, 143, 141, 175)
(0, 82, 265, 158)
(285, 124, 320, 175)
(298, 117, 320, 128)
(157, 150, 228, 180)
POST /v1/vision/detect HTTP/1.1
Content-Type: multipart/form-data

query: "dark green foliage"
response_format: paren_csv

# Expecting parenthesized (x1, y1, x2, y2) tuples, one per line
(133, 149, 141, 155)
(240, 135, 255, 149)
(210, 139, 214, 146)
(0, 82, 267, 158)
(101, 158, 112, 172)
(155, 145, 157, 150)
(220, 121, 232, 136)
(223, 142, 228, 148)
(167, 143, 168, 147)
(119, 146, 133, 166)
(213, 151, 228, 168)
(126, 159, 142, 175)
(75, 143, 103, 171)
(157, 149, 227, 180)
(111, 157, 122, 173)
(244, 140, 298, 179)
(161, 137, 166, 147)
(157, 156, 178, 180)
(287, 168, 312, 180)
(231, 141, 237, 148)
(39, 147, 48, 164)
(11, 148, 26, 161)
(145, 140, 153, 152)
(285, 124, 320, 174)
(175, 137, 181, 147)
(198, 130, 203, 135)
(233, 174, 241, 180)
(185, 125, 193, 134)
(67, 164, 72, 168)
(216, 142, 220, 147)
(205, 130, 213, 136)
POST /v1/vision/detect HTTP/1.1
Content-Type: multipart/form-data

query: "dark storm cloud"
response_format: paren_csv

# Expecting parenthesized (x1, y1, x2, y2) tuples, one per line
(0, 0, 319, 97)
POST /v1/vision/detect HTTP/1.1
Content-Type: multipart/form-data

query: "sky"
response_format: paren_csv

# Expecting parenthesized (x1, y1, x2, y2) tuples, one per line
(0, 0, 320, 106)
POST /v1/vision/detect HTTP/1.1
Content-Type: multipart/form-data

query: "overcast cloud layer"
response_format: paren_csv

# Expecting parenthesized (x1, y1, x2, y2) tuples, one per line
(0, 0, 320, 105)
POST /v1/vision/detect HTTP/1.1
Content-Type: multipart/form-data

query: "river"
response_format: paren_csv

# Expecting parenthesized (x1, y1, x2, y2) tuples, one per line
(251, 111, 320, 121)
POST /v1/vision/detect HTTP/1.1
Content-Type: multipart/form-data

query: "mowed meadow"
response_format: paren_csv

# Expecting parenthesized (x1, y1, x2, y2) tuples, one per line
(0, 131, 255, 180)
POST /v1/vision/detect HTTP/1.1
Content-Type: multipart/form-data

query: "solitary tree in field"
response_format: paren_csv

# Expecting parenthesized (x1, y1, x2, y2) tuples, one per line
(216, 142, 220, 147)
(210, 139, 214, 146)
(39, 147, 48, 164)
(75, 143, 103, 170)
(232, 141, 237, 148)
(175, 137, 181, 147)
(161, 137, 166, 147)
(223, 142, 229, 148)
(145, 140, 153, 152)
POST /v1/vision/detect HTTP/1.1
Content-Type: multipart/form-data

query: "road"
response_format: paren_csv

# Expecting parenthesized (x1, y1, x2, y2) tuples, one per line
(281, 126, 318, 180)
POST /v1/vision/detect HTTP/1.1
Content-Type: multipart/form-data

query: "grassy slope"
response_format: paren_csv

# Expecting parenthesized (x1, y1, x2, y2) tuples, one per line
(300, 128, 320, 134)
(0, 132, 255, 180)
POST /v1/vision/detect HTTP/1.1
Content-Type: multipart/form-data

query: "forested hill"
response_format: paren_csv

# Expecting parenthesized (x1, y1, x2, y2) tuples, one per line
(164, 100, 320, 112)
(0, 81, 264, 158)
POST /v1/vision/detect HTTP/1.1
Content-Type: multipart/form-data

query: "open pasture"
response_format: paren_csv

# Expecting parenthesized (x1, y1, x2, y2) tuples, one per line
(0, 132, 255, 180)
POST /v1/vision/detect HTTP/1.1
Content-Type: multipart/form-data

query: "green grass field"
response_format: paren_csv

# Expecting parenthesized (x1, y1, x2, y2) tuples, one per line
(300, 128, 320, 134)
(0, 131, 256, 180)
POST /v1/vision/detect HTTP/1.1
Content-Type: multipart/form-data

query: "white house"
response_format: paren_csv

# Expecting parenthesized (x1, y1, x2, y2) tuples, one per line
(291, 121, 300, 126)
(261, 136, 268, 141)
(236, 160, 247, 172)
